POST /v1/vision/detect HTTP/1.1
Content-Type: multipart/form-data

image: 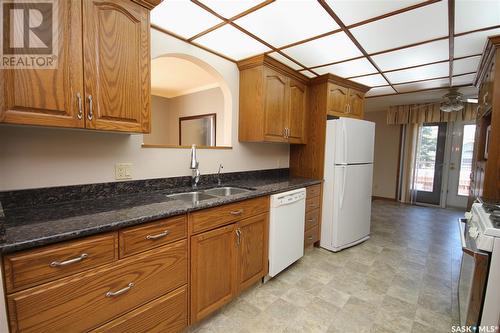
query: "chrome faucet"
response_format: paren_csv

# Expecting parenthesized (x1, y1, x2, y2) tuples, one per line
(190, 144, 200, 189)
(217, 164, 224, 186)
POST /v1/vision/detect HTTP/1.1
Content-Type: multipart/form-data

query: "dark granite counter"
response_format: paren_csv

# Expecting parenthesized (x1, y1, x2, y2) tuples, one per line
(0, 169, 321, 253)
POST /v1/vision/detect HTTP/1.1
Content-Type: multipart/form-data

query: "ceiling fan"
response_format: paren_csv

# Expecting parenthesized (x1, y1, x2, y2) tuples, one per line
(440, 88, 465, 112)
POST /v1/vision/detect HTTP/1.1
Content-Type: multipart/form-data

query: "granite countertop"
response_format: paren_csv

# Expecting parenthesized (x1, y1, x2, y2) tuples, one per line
(0, 173, 320, 253)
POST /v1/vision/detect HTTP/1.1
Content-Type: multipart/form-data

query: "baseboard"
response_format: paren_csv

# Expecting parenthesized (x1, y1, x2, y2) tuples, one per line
(372, 196, 397, 201)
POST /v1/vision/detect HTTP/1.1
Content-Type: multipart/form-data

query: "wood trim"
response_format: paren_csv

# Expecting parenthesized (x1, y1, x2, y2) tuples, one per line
(178, 113, 217, 146)
(150, 24, 237, 64)
(141, 144, 232, 149)
(310, 73, 370, 92)
(454, 24, 500, 38)
(366, 83, 473, 98)
(130, 0, 161, 10)
(237, 54, 310, 84)
(188, 0, 275, 41)
(316, 0, 396, 93)
(371, 196, 397, 202)
(448, 0, 455, 87)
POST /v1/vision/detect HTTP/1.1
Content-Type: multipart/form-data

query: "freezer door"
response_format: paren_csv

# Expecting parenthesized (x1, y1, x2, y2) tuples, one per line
(331, 118, 375, 164)
(332, 164, 373, 249)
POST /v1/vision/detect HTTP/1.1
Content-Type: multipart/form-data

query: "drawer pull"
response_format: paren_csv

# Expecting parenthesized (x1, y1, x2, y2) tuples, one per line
(229, 209, 244, 216)
(50, 253, 88, 267)
(307, 219, 314, 222)
(307, 236, 313, 240)
(106, 282, 134, 297)
(145, 230, 169, 240)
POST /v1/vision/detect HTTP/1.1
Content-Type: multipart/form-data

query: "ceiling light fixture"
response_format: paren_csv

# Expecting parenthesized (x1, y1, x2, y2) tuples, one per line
(440, 89, 464, 112)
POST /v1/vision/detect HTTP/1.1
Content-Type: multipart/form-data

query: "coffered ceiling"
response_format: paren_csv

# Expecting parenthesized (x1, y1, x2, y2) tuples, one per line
(151, 0, 500, 98)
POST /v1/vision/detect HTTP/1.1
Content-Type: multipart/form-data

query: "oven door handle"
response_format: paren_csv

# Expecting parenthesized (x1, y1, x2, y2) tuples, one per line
(458, 218, 476, 256)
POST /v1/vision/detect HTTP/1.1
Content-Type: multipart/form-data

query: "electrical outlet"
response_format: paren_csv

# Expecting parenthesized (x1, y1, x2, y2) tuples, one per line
(115, 163, 132, 180)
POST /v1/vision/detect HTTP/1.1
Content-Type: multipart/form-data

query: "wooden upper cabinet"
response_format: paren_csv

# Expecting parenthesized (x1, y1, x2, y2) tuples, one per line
(1, 0, 84, 128)
(0, 0, 157, 133)
(236, 213, 269, 292)
(263, 69, 288, 142)
(83, 0, 150, 133)
(327, 83, 349, 116)
(238, 55, 308, 144)
(288, 79, 307, 144)
(190, 224, 238, 323)
(348, 89, 365, 118)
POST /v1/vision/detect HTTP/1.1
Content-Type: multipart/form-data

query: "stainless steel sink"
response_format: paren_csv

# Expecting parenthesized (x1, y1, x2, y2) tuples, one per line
(203, 187, 252, 197)
(167, 191, 217, 203)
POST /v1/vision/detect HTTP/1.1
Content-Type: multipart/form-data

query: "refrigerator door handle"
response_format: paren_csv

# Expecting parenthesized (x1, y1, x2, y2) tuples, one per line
(343, 121, 348, 164)
(340, 166, 347, 209)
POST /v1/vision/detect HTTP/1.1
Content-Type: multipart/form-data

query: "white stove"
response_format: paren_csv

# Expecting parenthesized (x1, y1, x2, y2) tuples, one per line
(459, 202, 500, 332)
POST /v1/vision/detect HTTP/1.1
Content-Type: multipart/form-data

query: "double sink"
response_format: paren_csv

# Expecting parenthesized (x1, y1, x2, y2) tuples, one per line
(167, 186, 253, 204)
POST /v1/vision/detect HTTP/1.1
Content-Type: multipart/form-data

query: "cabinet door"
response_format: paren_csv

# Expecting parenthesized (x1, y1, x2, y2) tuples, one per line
(190, 224, 238, 323)
(287, 79, 307, 144)
(348, 89, 365, 118)
(263, 68, 288, 142)
(83, 0, 150, 133)
(1, 0, 84, 128)
(237, 213, 269, 292)
(327, 83, 348, 116)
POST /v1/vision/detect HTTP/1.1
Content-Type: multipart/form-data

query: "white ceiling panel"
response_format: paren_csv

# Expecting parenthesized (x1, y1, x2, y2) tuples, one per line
(268, 52, 302, 71)
(452, 73, 476, 86)
(326, 0, 424, 26)
(151, 1, 223, 39)
(351, 74, 388, 87)
(235, 1, 339, 48)
(385, 62, 450, 84)
(300, 70, 317, 78)
(455, 0, 500, 34)
(372, 39, 449, 71)
(195, 25, 270, 60)
(365, 86, 396, 97)
(314, 57, 376, 77)
(350, 1, 448, 53)
(453, 56, 481, 75)
(282, 32, 362, 68)
(454, 28, 500, 58)
(198, 0, 265, 19)
(394, 78, 449, 93)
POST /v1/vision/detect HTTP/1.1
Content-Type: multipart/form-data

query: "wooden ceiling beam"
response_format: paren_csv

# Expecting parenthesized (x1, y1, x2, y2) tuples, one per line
(448, 0, 455, 87)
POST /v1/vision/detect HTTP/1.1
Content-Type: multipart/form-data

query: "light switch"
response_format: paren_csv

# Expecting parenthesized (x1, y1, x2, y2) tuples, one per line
(115, 163, 132, 180)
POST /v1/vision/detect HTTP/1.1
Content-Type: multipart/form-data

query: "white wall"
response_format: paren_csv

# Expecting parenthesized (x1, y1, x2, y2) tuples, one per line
(364, 110, 401, 199)
(0, 30, 290, 191)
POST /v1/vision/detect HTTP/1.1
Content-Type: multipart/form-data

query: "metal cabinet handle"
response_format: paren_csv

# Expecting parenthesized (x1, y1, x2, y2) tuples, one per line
(146, 230, 169, 240)
(307, 236, 313, 241)
(50, 253, 88, 267)
(230, 209, 243, 216)
(76, 93, 83, 120)
(87, 95, 93, 120)
(236, 228, 242, 246)
(307, 219, 314, 223)
(105, 282, 134, 297)
(283, 128, 287, 138)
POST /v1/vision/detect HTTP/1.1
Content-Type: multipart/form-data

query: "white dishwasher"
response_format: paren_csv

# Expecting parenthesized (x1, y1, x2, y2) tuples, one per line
(268, 188, 306, 278)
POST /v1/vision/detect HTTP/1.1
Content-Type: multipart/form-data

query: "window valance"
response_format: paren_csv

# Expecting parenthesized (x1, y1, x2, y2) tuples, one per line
(387, 102, 478, 125)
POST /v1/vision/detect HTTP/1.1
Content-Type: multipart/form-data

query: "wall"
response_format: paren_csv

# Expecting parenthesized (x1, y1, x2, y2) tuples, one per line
(0, 29, 290, 191)
(144, 87, 225, 146)
(364, 110, 401, 199)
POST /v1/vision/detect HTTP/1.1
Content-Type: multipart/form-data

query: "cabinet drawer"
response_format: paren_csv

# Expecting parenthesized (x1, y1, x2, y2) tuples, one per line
(304, 226, 319, 248)
(305, 209, 320, 231)
(306, 184, 321, 199)
(119, 215, 187, 258)
(3, 233, 117, 293)
(305, 195, 321, 212)
(7, 240, 187, 333)
(91, 285, 187, 333)
(190, 196, 269, 234)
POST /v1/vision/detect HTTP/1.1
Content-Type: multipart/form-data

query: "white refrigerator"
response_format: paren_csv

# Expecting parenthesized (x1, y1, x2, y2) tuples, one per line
(320, 118, 375, 252)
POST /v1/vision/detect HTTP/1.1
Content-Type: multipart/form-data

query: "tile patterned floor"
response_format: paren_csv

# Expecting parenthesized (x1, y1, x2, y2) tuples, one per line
(189, 200, 464, 333)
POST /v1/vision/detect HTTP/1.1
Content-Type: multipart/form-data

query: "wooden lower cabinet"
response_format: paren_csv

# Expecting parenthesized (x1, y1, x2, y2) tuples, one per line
(7, 240, 187, 333)
(190, 224, 238, 323)
(91, 285, 188, 333)
(190, 210, 270, 324)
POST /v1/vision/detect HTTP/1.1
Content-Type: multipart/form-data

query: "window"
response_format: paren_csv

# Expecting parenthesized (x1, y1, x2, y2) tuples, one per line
(458, 124, 476, 196)
(415, 125, 439, 192)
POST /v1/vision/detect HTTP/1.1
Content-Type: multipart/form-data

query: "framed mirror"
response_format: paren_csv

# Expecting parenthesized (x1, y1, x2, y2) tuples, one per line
(179, 114, 216, 146)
